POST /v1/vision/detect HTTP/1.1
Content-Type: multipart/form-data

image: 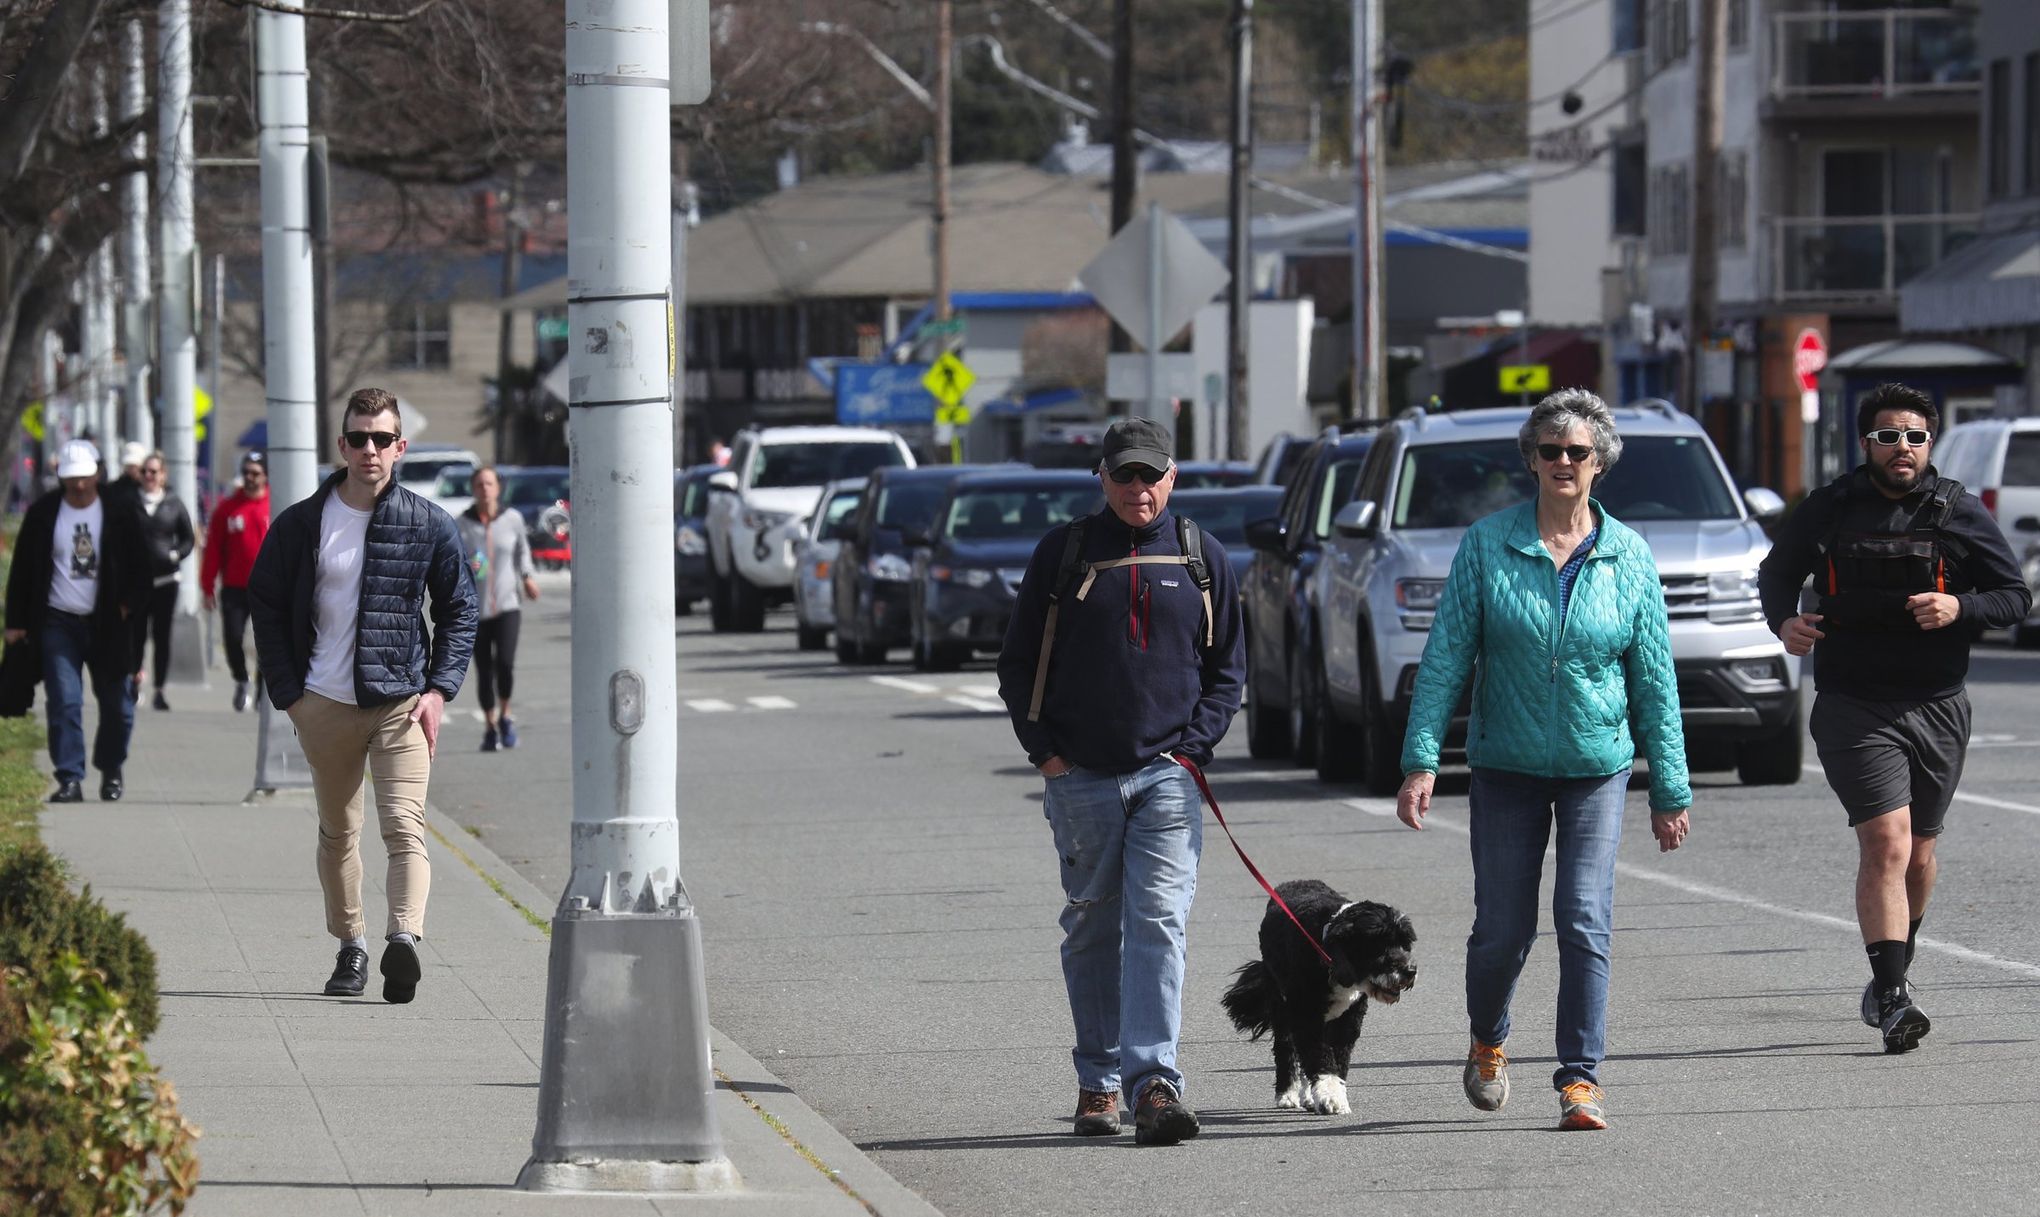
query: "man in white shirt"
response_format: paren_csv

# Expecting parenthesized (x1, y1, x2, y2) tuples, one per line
(248, 388, 478, 1003)
(3, 440, 152, 802)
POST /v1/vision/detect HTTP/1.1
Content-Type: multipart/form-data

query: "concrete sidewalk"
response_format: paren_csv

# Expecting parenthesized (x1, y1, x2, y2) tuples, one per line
(37, 691, 942, 1215)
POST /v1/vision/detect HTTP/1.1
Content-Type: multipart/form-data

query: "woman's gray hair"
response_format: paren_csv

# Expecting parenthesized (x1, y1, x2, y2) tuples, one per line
(1517, 388, 1623, 473)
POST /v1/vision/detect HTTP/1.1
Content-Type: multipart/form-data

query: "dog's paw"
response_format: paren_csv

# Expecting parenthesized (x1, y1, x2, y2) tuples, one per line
(1276, 1080, 1305, 1109)
(1305, 1077, 1351, 1115)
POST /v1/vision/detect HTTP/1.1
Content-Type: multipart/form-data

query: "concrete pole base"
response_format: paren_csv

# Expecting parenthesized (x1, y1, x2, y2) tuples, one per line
(519, 905, 735, 1194)
(164, 609, 209, 688)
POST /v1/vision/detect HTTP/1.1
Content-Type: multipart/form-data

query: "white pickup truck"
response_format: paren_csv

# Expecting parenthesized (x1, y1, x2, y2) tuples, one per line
(703, 425, 914, 632)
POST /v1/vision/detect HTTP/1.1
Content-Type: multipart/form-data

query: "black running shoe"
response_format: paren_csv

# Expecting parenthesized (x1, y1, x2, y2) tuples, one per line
(1877, 987, 1931, 1054)
(1861, 978, 1916, 1028)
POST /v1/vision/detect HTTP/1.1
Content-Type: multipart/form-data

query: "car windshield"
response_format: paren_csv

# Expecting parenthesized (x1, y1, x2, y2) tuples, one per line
(944, 487, 1100, 540)
(1313, 456, 1368, 538)
(502, 469, 571, 510)
(875, 481, 951, 531)
(676, 475, 709, 518)
(819, 490, 863, 533)
(1169, 491, 1282, 546)
(1391, 436, 1740, 530)
(436, 467, 472, 497)
(752, 442, 905, 488)
(400, 457, 470, 485)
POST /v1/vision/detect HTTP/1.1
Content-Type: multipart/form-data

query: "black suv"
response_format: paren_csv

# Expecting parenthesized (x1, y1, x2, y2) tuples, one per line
(830, 465, 988, 664)
(1240, 423, 1379, 765)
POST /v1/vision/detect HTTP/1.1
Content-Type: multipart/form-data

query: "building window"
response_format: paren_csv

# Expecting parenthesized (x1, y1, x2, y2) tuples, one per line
(1649, 0, 1690, 73)
(1612, 137, 1647, 236)
(1613, 0, 1644, 54)
(1727, 0, 1748, 51)
(1988, 58, 2010, 199)
(1720, 150, 1748, 249)
(1649, 162, 1690, 256)
(386, 303, 451, 370)
(2027, 53, 2040, 196)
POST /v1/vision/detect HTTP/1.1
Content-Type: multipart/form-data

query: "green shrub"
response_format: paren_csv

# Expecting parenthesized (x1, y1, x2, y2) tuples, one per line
(0, 956, 200, 1215)
(0, 847, 158, 1039)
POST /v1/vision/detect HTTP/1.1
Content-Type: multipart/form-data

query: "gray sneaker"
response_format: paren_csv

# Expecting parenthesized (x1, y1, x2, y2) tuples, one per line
(1463, 1038, 1509, 1112)
(1860, 977, 1916, 1027)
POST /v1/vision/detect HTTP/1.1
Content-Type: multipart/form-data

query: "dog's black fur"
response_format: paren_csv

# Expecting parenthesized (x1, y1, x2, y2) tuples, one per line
(1220, 879, 1418, 1114)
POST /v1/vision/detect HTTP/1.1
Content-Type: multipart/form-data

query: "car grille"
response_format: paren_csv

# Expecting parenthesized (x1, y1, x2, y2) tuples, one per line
(1660, 574, 1710, 620)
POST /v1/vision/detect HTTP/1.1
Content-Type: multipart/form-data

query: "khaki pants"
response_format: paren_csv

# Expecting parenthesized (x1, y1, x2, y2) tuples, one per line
(288, 692, 432, 940)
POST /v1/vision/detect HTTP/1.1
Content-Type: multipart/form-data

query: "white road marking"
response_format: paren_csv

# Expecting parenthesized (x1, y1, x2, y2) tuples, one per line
(870, 676, 940, 694)
(958, 684, 999, 699)
(1803, 762, 2040, 818)
(945, 695, 1004, 713)
(747, 695, 797, 710)
(686, 698, 735, 713)
(1342, 795, 2040, 980)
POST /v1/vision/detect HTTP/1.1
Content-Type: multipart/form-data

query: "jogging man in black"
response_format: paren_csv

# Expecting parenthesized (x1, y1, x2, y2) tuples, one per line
(1757, 382, 2029, 1053)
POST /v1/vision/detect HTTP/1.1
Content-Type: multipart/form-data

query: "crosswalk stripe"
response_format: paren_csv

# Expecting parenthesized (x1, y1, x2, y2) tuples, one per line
(685, 698, 735, 713)
(945, 695, 1004, 713)
(747, 695, 797, 710)
(870, 676, 940, 694)
(958, 684, 998, 699)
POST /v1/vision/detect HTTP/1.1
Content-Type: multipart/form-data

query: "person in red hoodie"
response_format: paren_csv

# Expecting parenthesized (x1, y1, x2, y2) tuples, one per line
(201, 452, 272, 711)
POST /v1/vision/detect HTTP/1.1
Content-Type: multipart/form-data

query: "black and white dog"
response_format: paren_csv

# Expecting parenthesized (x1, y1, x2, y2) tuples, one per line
(1221, 879, 1418, 1115)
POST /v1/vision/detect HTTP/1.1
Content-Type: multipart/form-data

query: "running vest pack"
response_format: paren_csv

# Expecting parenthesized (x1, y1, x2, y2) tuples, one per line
(1816, 476, 1969, 629)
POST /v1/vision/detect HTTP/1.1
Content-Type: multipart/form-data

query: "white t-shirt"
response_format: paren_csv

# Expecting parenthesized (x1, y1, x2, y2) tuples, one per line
(48, 498, 105, 616)
(304, 493, 373, 704)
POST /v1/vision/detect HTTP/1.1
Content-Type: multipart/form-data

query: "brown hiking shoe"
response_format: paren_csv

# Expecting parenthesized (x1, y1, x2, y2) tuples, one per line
(1073, 1088, 1121, 1136)
(1133, 1081, 1200, 1146)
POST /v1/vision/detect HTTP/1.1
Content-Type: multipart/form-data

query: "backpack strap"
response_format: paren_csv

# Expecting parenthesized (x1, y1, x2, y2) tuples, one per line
(1180, 516, 1214, 650)
(1027, 519, 1089, 723)
(1922, 476, 1970, 564)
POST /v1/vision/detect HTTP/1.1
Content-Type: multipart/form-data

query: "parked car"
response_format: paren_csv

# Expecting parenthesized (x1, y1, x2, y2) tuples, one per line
(1173, 460, 1256, 489)
(909, 469, 1101, 671)
(790, 478, 866, 650)
(1166, 485, 1284, 584)
(398, 443, 481, 502)
(829, 465, 989, 664)
(674, 464, 721, 614)
(1923, 416, 2040, 643)
(1308, 402, 1796, 792)
(1022, 422, 1111, 470)
(434, 465, 476, 519)
(1252, 432, 1314, 486)
(497, 465, 573, 570)
(704, 426, 915, 632)
(1239, 425, 1379, 766)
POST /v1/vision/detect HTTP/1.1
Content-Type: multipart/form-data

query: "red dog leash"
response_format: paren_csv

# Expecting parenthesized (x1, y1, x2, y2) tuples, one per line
(1170, 754, 1333, 967)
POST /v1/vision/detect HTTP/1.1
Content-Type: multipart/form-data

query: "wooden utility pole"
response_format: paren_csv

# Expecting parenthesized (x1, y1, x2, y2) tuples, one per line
(1226, 0, 1253, 461)
(1683, 0, 1726, 415)
(1350, 0, 1384, 418)
(495, 163, 526, 464)
(934, 0, 953, 322)
(1109, 0, 1135, 354)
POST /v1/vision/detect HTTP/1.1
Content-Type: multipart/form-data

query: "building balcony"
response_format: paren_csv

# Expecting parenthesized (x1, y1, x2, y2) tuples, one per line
(1769, 8, 1979, 118)
(1771, 213, 1979, 303)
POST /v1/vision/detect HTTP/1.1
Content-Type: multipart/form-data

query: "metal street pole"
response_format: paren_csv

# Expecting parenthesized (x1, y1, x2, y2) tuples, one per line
(1226, 0, 1253, 462)
(933, 0, 953, 323)
(1145, 200, 1163, 430)
(1683, 0, 1725, 416)
(1350, 0, 1384, 418)
(120, 20, 154, 451)
(1108, 0, 1135, 357)
(254, 7, 318, 512)
(159, 0, 199, 619)
(88, 63, 118, 453)
(519, 0, 732, 1191)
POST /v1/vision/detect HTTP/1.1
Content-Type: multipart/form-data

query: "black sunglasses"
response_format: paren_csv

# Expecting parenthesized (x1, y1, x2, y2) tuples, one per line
(342, 430, 401, 450)
(1536, 443, 1594, 463)
(1865, 428, 1932, 448)
(1107, 464, 1168, 485)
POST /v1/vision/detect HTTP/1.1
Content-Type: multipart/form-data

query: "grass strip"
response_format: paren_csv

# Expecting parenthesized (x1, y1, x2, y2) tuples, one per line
(423, 820, 551, 934)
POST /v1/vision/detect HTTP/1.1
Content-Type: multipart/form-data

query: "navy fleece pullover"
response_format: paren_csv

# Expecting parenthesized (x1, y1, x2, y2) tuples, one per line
(997, 506, 1245, 773)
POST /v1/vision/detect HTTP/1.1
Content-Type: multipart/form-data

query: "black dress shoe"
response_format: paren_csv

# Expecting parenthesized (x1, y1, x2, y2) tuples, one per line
(49, 780, 84, 804)
(324, 945, 369, 996)
(100, 773, 123, 801)
(381, 937, 421, 1004)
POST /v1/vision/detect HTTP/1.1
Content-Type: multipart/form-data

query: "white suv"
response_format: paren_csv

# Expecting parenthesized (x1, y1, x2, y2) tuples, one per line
(704, 426, 914, 632)
(1307, 403, 1799, 792)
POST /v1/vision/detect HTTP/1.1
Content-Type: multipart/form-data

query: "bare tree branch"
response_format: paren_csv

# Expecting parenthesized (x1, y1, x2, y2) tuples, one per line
(216, 0, 440, 25)
(0, 0, 110, 193)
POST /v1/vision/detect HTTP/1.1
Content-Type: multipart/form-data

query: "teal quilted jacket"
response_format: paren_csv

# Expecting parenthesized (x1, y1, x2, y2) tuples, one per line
(1400, 500, 1692, 812)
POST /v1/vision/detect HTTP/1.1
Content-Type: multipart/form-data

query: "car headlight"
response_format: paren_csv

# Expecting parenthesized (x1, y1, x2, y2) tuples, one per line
(742, 506, 795, 532)
(676, 524, 707, 555)
(869, 553, 914, 582)
(1706, 567, 1762, 624)
(1396, 578, 1445, 630)
(931, 565, 995, 588)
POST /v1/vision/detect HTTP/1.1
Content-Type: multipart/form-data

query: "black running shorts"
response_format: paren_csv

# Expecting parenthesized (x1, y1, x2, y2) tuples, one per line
(1809, 689, 1971, 837)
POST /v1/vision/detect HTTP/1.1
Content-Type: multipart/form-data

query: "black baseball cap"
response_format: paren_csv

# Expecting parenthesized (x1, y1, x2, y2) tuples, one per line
(1099, 417, 1173, 473)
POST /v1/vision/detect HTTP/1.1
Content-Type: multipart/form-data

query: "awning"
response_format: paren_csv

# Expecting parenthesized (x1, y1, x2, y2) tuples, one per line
(1826, 338, 2021, 375)
(1899, 228, 2040, 333)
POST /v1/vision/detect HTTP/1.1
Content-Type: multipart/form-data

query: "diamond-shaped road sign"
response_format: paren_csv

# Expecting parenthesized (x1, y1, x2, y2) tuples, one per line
(923, 352, 975, 409)
(1079, 207, 1231, 350)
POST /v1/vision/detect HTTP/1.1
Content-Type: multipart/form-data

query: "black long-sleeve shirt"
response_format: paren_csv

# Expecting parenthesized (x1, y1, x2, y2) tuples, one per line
(997, 506, 1245, 772)
(1758, 466, 2030, 701)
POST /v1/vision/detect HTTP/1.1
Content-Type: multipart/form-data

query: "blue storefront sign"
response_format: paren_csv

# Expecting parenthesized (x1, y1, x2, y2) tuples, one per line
(835, 361, 935, 426)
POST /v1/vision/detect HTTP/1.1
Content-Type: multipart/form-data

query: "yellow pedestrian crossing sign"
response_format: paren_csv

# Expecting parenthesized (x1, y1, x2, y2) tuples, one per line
(1500, 364, 1550, 394)
(935, 401, 972, 426)
(923, 352, 975, 409)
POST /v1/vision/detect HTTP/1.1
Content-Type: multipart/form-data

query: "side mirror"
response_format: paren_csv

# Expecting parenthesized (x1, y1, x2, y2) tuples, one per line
(1741, 487, 1786, 522)
(1244, 516, 1287, 553)
(1332, 500, 1379, 538)
(707, 470, 738, 493)
(2014, 515, 2040, 533)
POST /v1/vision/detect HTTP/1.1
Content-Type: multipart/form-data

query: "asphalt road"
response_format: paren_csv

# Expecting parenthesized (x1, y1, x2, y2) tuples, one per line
(433, 573, 2040, 1217)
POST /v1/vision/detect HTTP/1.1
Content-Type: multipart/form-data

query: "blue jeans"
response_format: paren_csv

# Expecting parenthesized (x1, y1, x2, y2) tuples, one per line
(41, 611, 135, 784)
(1041, 756, 1203, 1104)
(1465, 766, 1629, 1089)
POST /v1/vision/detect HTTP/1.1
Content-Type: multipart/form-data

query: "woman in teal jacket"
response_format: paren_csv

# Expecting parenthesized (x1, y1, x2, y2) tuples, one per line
(1395, 388, 1693, 1133)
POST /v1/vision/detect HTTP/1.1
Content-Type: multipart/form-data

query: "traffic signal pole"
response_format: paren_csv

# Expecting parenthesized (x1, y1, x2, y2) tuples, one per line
(519, 0, 733, 1191)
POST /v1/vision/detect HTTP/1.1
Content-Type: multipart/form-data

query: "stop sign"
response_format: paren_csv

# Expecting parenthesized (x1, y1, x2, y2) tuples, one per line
(1794, 328, 1828, 393)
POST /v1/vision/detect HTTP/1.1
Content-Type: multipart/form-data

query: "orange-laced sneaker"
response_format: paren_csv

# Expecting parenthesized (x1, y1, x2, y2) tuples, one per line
(1462, 1038, 1510, 1112)
(1558, 1080, 1608, 1130)
(1073, 1088, 1121, 1136)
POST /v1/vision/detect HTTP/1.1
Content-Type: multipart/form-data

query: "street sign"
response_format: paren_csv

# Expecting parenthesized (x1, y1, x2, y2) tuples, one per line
(1794, 328, 1827, 392)
(1078, 207, 1230, 349)
(1106, 353, 1200, 402)
(836, 361, 935, 426)
(1499, 364, 1551, 394)
(20, 401, 42, 442)
(935, 401, 972, 427)
(922, 352, 975, 408)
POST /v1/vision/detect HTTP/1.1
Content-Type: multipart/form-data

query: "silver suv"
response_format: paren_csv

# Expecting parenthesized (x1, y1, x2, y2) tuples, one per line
(1307, 402, 1800, 793)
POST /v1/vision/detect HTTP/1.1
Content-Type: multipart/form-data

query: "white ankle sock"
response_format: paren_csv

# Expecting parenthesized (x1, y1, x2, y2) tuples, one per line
(345, 936, 368, 953)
